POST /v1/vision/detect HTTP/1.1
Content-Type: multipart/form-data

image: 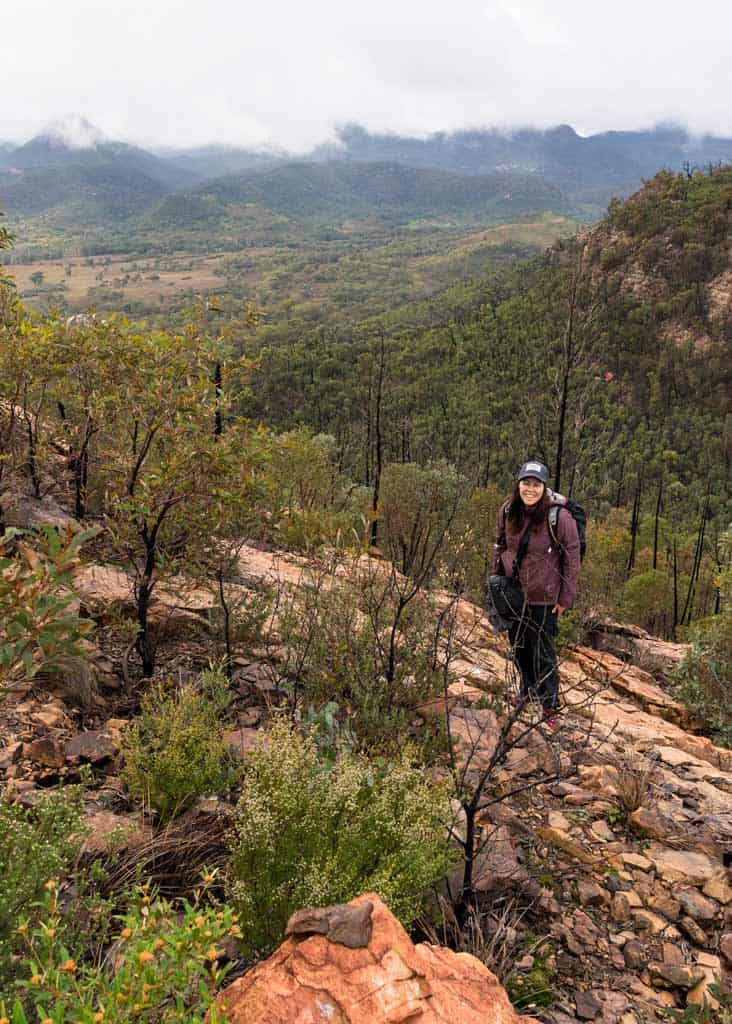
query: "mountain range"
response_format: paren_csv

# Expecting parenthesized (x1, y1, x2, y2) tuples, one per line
(3, 116, 732, 245)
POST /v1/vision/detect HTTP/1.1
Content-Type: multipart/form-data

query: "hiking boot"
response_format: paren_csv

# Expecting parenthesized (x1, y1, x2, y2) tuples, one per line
(542, 707, 559, 731)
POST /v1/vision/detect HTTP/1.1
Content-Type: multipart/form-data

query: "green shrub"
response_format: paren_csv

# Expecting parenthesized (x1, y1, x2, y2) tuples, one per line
(620, 569, 674, 636)
(277, 569, 445, 755)
(0, 526, 96, 688)
(379, 460, 463, 578)
(505, 955, 555, 1011)
(121, 673, 239, 822)
(672, 587, 732, 746)
(555, 609, 582, 651)
(0, 788, 86, 998)
(228, 719, 454, 955)
(3, 878, 233, 1023)
(255, 430, 369, 550)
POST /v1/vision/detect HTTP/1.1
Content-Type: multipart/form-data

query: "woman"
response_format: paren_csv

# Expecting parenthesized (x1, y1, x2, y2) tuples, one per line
(493, 461, 581, 729)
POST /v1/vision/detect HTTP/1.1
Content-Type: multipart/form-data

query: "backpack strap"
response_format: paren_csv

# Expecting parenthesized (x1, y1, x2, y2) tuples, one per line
(511, 523, 532, 579)
(548, 501, 565, 557)
(548, 504, 561, 548)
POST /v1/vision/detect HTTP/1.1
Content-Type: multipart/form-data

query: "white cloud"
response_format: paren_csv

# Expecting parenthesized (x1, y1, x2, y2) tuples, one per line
(1, 0, 731, 148)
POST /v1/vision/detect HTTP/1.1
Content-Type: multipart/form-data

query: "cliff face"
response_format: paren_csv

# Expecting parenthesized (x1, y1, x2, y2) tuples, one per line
(579, 166, 732, 353)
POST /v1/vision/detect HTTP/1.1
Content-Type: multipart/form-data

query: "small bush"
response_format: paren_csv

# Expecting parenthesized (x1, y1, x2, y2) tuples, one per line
(3, 878, 233, 1023)
(672, 561, 732, 746)
(277, 567, 445, 755)
(0, 526, 96, 687)
(121, 672, 239, 822)
(612, 752, 659, 815)
(228, 719, 453, 956)
(0, 788, 86, 998)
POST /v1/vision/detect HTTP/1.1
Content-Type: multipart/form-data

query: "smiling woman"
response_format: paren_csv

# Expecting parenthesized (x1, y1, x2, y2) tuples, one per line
(492, 460, 581, 731)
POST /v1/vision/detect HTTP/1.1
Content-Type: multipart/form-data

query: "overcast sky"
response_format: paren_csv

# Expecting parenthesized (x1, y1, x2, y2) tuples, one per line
(3, 0, 732, 150)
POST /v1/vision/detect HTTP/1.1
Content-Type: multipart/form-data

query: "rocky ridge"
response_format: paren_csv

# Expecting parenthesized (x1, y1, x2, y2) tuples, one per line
(2, 540, 731, 1022)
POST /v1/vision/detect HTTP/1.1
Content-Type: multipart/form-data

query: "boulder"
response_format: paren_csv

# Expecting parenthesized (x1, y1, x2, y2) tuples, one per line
(648, 962, 706, 991)
(224, 726, 261, 758)
(212, 893, 540, 1024)
(585, 618, 690, 676)
(644, 844, 722, 885)
(26, 736, 65, 768)
(65, 729, 119, 764)
(81, 810, 152, 858)
(678, 889, 719, 923)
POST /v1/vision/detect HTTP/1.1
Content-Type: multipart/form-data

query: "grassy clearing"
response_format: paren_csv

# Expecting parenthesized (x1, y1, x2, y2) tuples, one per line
(4, 212, 578, 319)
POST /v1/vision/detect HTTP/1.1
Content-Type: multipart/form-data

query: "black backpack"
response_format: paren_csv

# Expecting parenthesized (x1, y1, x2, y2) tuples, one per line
(547, 492, 587, 562)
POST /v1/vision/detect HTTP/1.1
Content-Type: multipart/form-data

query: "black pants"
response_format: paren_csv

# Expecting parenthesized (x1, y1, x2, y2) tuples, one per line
(508, 605, 559, 710)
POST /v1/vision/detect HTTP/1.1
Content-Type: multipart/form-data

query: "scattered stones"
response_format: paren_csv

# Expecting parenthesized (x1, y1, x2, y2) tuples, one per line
(720, 932, 732, 963)
(631, 909, 667, 935)
(33, 703, 70, 729)
(618, 852, 653, 872)
(702, 871, 732, 904)
(606, 873, 632, 894)
(646, 893, 681, 921)
(611, 893, 632, 924)
(537, 826, 601, 866)
(578, 880, 607, 907)
(590, 819, 615, 842)
(628, 807, 674, 842)
(0, 740, 23, 768)
(549, 811, 572, 830)
(662, 943, 684, 965)
(686, 953, 722, 1009)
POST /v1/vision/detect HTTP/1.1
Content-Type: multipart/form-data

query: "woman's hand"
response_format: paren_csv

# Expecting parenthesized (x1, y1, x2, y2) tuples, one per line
(552, 604, 566, 616)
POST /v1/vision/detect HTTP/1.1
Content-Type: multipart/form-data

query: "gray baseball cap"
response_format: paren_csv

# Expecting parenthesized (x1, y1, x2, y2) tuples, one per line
(517, 460, 549, 483)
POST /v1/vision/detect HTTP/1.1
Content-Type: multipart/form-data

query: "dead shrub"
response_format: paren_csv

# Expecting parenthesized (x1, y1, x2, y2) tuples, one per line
(612, 751, 659, 814)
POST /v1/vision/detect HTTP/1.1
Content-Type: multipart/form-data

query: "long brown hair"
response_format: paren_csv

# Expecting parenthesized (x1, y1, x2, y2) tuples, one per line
(505, 483, 551, 533)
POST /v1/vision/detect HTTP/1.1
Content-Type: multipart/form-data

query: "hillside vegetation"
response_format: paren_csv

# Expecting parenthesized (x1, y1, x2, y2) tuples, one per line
(240, 167, 731, 638)
(1, 168, 732, 1023)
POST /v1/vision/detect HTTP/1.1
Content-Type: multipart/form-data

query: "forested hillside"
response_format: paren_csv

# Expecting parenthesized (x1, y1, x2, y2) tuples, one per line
(240, 166, 732, 638)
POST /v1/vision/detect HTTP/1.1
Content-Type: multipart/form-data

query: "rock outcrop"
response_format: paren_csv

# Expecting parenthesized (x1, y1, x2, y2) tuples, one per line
(213, 894, 540, 1024)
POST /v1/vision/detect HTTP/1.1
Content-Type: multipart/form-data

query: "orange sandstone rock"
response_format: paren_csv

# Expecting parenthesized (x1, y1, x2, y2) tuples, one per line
(212, 894, 539, 1024)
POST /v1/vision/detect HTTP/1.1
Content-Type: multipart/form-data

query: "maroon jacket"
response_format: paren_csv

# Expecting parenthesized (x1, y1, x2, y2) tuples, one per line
(493, 498, 581, 608)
